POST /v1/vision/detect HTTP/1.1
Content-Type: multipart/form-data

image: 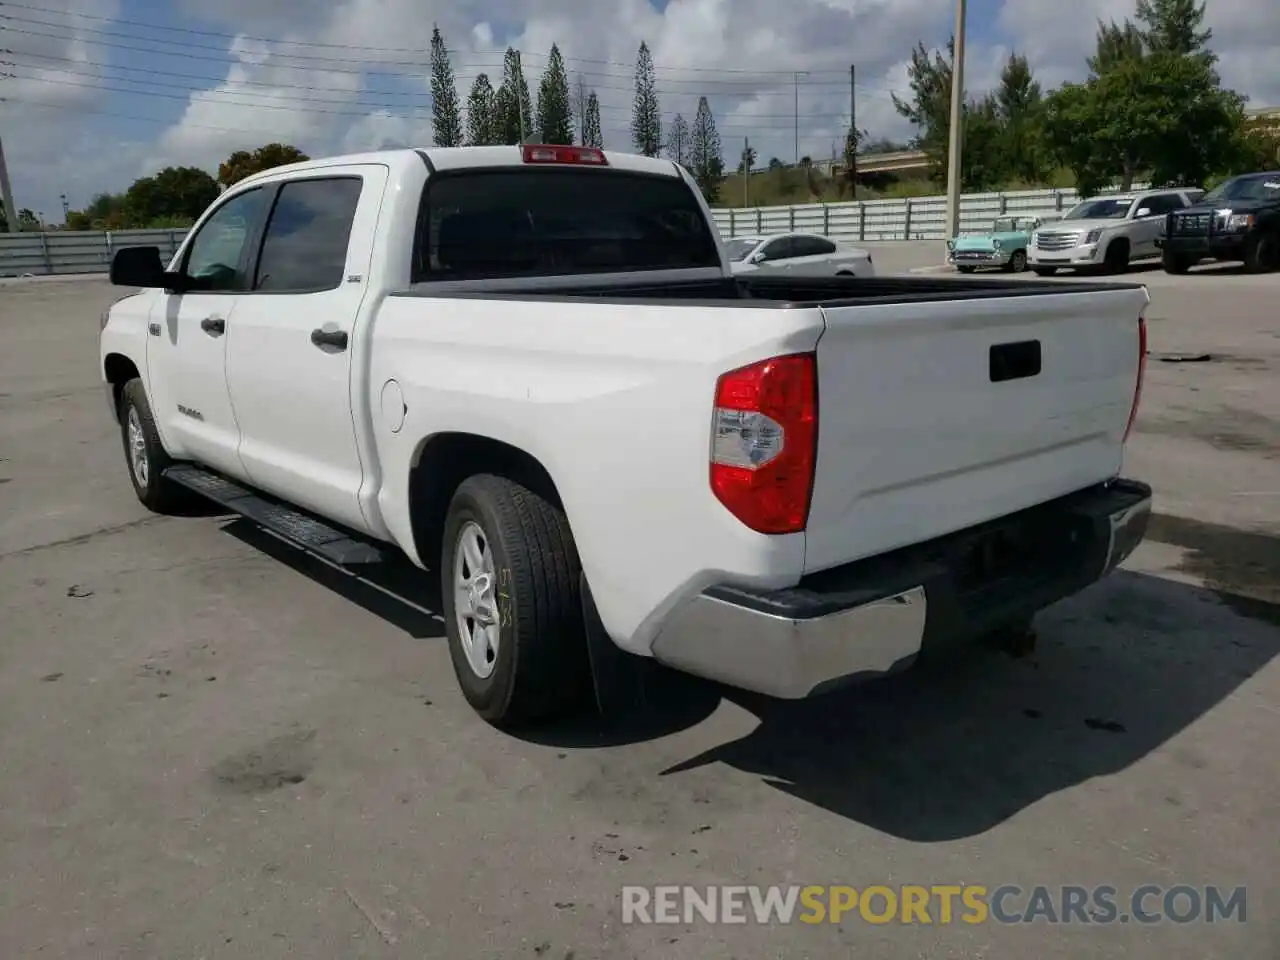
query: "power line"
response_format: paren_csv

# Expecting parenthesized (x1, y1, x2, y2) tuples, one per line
(0, 14, 857, 90)
(0, 1, 847, 77)
(1, 55, 858, 119)
(0, 76, 851, 135)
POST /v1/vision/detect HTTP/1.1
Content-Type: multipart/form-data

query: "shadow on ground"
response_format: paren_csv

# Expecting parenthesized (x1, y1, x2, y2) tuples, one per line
(216, 511, 1280, 842)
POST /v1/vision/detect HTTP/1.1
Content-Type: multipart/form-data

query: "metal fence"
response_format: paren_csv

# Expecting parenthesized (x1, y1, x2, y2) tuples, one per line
(0, 228, 188, 278)
(0, 183, 1150, 277)
(710, 184, 1149, 243)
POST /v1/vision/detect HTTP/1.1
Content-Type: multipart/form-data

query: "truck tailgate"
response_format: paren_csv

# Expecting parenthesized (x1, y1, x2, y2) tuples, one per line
(803, 285, 1149, 574)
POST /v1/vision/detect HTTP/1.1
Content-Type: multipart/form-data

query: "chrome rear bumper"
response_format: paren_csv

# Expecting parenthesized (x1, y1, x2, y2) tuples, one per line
(650, 479, 1152, 699)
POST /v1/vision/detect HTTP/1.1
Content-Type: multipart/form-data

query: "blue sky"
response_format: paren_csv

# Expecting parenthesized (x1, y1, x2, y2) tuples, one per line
(2, 0, 1276, 219)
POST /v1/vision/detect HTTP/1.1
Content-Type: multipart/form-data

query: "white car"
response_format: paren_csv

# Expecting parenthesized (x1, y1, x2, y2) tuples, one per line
(100, 143, 1152, 728)
(724, 232, 875, 277)
(1028, 188, 1204, 275)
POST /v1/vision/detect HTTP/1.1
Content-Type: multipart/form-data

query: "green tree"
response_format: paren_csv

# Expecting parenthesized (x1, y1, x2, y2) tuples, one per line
(429, 25, 463, 147)
(665, 113, 690, 165)
(689, 96, 723, 203)
(17, 208, 39, 230)
(1135, 0, 1212, 58)
(631, 41, 662, 157)
(125, 166, 220, 225)
(495, 48, 533, 145)
(1088, 19, 1145, 75)
(536, 44, 574, 144)
(466, 73, 499, 146)
(582, 91, 603, 148)
(217, 144, 309, 187)
(837, 125, 867, 198)
(995, 52, 1048, 182)
(1042, 51, 1244, 194)
(891, 38, 955, 179)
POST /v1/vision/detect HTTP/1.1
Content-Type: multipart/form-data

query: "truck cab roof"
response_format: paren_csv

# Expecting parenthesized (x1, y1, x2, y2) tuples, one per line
(233, 145, 684, 190)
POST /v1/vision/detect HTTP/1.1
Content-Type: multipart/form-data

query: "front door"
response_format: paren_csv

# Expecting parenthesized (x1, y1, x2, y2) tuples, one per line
(146, 185, 272, 480)
(226, 168, 384, 533)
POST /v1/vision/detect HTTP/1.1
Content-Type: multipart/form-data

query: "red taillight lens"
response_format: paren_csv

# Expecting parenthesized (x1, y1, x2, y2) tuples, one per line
(1123, 313, 1147, 443)
(521, 144, 608, 166)
(710, 353, 818, 534)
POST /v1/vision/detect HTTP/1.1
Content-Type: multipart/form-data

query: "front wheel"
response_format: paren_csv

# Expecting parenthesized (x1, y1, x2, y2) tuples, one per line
(1243, 233, 1279, 274)
(1162, 251, 1193, 275)
(440, 474, 590, 727)
(118, 379, 189, 514)
(1006, 250, 1028, 273)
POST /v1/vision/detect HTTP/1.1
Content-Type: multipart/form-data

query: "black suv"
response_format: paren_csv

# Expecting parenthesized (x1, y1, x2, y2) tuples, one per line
(1160, 171, 1280, 274)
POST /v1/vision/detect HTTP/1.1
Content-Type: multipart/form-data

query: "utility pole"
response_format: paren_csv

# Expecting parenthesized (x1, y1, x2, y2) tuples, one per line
(792, 71, 809, 165)
(0, 135, 17, 234)
(849, 64, 857, 198)
(943, 0, 967, 261)
(60, 193, 69, 221)
(743, 136, 750, 207)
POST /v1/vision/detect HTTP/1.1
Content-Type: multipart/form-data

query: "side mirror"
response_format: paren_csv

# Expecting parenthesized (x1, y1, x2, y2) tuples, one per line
(109, 246, 171, 288)
(748, 251, 766, 264)
(1135, 207, 1152, 219)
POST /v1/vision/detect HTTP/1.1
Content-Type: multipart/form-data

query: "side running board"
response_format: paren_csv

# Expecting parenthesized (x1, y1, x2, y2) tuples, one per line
(164, 464, 387, 565)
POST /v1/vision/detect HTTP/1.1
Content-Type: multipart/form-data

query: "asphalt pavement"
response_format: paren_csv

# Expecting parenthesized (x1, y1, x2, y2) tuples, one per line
(1, 263, 1276, 959)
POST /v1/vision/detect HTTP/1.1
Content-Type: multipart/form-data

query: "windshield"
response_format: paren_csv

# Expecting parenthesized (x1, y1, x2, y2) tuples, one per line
(1201, 174, 1280, 204)
(992, 217, 1031, 233)
(1064, 198, 1134, 220)
(414, 169, 722, 281)
(723, 238, 760, 261)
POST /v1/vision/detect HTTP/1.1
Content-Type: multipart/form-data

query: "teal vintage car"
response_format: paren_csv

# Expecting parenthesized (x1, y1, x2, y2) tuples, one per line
(947, 215, 1050, 273)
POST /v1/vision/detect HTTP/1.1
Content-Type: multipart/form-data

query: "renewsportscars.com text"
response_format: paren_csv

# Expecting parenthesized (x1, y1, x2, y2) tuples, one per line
(621, 884, 1247, 926)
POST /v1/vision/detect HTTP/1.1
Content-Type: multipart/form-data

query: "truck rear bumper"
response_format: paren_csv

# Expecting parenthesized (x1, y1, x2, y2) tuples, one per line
(650, 478, 1152, 699)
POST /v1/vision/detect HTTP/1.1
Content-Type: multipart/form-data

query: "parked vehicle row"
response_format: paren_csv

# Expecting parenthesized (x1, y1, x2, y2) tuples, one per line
(101, 143, 1153, 730)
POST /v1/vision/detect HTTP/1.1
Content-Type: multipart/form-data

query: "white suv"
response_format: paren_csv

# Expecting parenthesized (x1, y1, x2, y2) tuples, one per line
(1028, 188, 1202, 275)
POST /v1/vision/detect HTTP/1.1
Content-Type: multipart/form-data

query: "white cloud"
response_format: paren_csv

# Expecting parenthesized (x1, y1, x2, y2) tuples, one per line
(2, 0, 1278, 220)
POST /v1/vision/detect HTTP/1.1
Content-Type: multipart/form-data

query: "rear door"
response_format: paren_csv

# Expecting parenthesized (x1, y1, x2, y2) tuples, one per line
(789, 235, 838, 275)
(225, 166, 387, 532)
(803, 286, 1149, 574)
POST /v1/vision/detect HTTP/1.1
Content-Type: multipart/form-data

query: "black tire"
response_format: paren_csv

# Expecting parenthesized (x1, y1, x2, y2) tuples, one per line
(1031, 266, 1057, 277)
(1007, 249, 1028, 273)
(1102, 239, 1129, 273)
(956, 265, 976, 274)
(1162, 250, 1192, 275)
(440, 474, 589, 727)
(1243, 233, 1279, 274)
(118, 378, 188, 514)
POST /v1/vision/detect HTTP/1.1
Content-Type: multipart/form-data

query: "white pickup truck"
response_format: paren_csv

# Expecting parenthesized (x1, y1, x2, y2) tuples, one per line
(100, 143, 1154, 728)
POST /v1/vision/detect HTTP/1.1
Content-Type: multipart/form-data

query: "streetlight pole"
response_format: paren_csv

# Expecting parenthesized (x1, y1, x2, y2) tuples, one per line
(943, 0, 967, 262)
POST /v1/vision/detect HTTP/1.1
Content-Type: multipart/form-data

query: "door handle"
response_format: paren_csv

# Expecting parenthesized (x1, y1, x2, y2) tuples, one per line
(310, 328, 348, 350)
(200, 316, 225, 335)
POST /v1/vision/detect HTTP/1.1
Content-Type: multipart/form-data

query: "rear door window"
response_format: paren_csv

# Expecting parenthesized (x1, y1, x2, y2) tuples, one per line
(413, 169, 721, 281)
(253, 177, 363, 293)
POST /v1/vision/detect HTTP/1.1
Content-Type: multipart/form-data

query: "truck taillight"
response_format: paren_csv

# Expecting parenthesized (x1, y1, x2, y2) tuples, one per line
(1123, 314, 1147, 443)
(521, 144, 608, 165)
(710, 353, 817, 535)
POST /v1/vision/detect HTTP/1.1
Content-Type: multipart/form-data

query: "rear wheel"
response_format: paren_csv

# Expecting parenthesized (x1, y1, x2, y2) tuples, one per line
(118, 379, 189, 514)
(1162, 250, 1193, 274)
(440, 474, 589, 727)
(1243, 233, 1279, 274)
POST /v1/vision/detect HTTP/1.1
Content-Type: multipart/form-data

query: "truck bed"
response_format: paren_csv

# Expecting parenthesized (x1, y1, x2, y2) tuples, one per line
(395, 272, 1146, 306)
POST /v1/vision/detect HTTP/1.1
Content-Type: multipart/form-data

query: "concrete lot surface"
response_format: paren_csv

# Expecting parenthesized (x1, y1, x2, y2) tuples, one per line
(1, 269, 1277, 959)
